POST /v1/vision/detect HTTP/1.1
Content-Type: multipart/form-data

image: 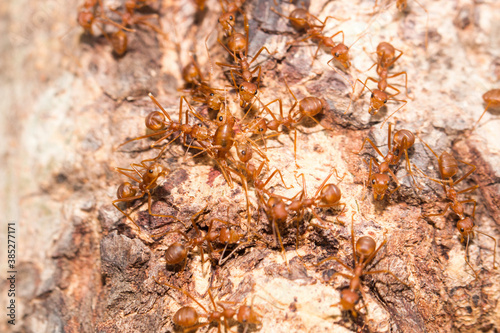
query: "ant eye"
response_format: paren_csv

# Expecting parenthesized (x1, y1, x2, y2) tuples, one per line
(384, 100, 387, 104)
(335, 52, 339, 57)
(219, 116, 224, 121)
(149, 169, 154, 173)
(370, 93, 374, 98)
(229, 15, 233, 20)
(460, 228, 464, 232)
(254, 90, 257, 95)
(210, 93, 214, 96)
(259, 127, 264, 132)
(241, 150, 246, 155)
(372, 179, 376, 184)
(198, 123, 202, 127)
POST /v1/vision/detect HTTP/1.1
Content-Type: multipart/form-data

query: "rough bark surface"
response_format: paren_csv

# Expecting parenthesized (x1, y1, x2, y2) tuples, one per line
(1, 0, 500, 332)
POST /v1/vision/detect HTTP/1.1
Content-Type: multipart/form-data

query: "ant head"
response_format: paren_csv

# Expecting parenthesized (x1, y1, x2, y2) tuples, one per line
(370, 89, 388, 110)
(173, 306, 199, 328)
(331, 43, 350, 69)
(145, 111, 166, 131)
(457, 217, 474, 239)
(215, 108, 234, 126)
(251, 117, 268, 135)
(219, 12, 236, 35)
(239, 82, 258, 102)
(340, 289, 359, 311)
(191, 123, 210, 141)
(236, 304, 261, 325)
(207, 93, 224, 111)
(396, 0, 408, 11)
(268, 196, 288, 222)
(370, 173, 390, 199)
(77, 11, 94, 31)
(356, 236, 377, 260)
(116, 182, 137, 199)
(237, 141, 253, 163)
(148, 163, 164, 177)
(320, 184, 341, 205)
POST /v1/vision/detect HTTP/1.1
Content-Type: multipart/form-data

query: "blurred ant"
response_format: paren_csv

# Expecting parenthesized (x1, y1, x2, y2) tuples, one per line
(471, 89, 500, 131)
(414, 136, 497, 278)
(112, 160, 182, 231)
(317, 213, 407, 318)
(154, 276, 261, 332)
(218, 0, 246, 36)
(356, 124, 420, 199)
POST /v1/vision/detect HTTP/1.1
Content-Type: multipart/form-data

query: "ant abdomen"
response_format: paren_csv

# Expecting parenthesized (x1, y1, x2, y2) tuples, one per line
(164, 242, 188, 265)
(173, 306, 199, 328)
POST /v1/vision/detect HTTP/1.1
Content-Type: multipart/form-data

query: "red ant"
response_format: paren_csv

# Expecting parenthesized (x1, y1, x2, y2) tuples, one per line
(356, 123, 420, 199)
(317, 213, 407, 318)
(414, 137, 497, 278)
(112, 160, 182, 232)
(472, 89, 500, 131)
(154, 206, 244, 269)
(154, 276, 261, 332)
(262, 78, 331, 168)
(216, 13, 273, 108)
(286, 169, 346, 250)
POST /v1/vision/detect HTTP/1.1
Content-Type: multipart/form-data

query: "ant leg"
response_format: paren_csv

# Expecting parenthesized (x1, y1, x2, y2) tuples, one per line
(403, 148, 423, 190)
(424, 203, 451, 218)
(453, 159, 477, 187)
(380, 98, 407, 129)
(149, 93, 173, 122)
(463, 235, 479, 280)
(273, 217, 289, 269)
(293, 128, 300, 168)
(363, 269, 408, 287)
(113, 198, 145, 231)
(472, 101, 492, 132)
(354, 137, 386, 160)
(262, 168, 293, 189)
(475, 230, 498, 269)
(388, 169, 401, 194)
(458, 199, 477, 219)
(114, 168, 142, 183)
(387, 71, 410, 97)
(249, 46, 272, 65)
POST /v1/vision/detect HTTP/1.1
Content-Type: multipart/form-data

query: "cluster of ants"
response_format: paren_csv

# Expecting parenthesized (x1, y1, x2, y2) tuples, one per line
(78, 0, 500, 331)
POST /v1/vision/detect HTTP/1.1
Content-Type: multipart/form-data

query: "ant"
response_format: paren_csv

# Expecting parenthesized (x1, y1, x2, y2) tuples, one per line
(286, 169, 346, 250)
(112, 160, 182, 231)
(154, 206, 243, 269)
(262, 78, 331, 168)
(154, 276, 261, 332)
(317, 213, 407, 318)
(472, 89, 500, 131)
(270, 6, 352, 69)
(356, 123, 420, 199)
(217, 13, 273, 108)
(414, 137, 497, 278)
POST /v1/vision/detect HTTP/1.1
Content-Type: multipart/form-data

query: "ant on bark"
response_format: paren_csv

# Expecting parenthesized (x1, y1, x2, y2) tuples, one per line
(414, 136, 497, 278)
(154, 276, 261, 333)
(316, 213, 407, 318)
(356, 123, 420, 199)
(286, 169, 346, 251)
(262, 77, 331, 168)
(112, 160, 182, 232)
(217, 13, 272, 108)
